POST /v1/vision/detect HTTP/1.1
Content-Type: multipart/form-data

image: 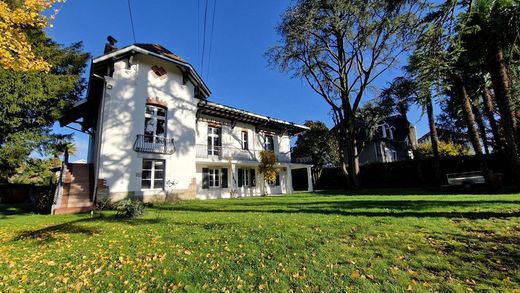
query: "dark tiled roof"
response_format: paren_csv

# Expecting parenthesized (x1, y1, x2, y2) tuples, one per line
(134, 43, 187, 63)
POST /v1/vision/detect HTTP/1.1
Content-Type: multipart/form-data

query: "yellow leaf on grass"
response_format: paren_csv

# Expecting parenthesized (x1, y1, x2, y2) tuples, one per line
(391, 266, 399, 275)
(351, 270, 361, 279)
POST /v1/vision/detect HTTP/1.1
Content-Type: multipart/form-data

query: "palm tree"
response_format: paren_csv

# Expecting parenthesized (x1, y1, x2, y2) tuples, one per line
(464, 0, 520, 184)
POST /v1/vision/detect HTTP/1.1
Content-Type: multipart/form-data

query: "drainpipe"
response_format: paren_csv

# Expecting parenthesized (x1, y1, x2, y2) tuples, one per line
(91, 73, 109, 204)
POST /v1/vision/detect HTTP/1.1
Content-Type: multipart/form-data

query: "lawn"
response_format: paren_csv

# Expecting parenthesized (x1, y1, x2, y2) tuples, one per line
(1, 189, 520, 292)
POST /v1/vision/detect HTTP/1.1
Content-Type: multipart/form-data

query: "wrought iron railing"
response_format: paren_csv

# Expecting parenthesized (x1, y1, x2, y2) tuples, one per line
(133, 135, 175, 154)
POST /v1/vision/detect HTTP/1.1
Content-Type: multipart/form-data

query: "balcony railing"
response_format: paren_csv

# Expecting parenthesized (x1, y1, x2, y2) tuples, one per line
(196, 144, 292, 163)
(133, 135, 175, 154)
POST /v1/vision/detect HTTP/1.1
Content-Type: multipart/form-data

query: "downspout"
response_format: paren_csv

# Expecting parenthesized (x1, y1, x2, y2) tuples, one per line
(91, 73, 109, 204)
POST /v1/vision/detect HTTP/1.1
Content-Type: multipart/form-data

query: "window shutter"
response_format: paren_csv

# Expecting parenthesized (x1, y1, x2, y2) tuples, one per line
(202, 168, 209, 189)
(238, 169, 243, 187)
(275, 173, 280, 186)
(250, 169, 256, 187)
(221, 168, 228, 188)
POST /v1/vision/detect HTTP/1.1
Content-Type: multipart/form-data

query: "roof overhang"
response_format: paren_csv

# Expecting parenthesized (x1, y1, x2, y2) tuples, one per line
(198, 101, 309, 136)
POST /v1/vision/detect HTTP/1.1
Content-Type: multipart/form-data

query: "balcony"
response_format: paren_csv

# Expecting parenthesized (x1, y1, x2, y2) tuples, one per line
(195, 144, 291, 163)
(133, 135, 175, 154)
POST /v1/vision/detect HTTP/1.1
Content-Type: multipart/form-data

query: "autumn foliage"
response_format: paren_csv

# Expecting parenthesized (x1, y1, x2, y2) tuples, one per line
(258, 150, 278, 184)
(0, 0, 62, 72)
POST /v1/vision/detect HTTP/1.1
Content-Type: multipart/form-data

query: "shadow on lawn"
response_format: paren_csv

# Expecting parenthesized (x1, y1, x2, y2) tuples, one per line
(156, 197, 520, 219)
(0, 204, 35, 219)
(13, 220, 99, 243)
(12, 214, 165, 243)
(425, 228, 520, 278)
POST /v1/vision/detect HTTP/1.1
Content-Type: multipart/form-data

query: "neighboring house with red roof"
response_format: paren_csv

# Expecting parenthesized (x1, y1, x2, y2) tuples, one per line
(53, 37, 312, 214)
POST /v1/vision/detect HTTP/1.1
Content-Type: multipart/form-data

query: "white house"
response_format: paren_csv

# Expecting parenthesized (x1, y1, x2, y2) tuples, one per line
(54, 40, 312, 214)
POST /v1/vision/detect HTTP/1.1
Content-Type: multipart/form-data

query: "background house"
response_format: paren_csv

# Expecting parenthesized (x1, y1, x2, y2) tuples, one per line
(357, 115, 417, 165)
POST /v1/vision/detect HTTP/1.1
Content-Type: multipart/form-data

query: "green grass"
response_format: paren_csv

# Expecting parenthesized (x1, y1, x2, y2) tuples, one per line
(1, 189, 520, 292)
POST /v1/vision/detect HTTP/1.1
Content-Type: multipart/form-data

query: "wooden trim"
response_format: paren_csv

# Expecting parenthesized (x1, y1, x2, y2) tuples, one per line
(207, 121, 222, 128)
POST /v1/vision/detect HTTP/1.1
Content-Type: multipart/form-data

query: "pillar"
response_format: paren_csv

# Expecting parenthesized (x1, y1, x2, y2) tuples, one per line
(306, 166, 314, 192)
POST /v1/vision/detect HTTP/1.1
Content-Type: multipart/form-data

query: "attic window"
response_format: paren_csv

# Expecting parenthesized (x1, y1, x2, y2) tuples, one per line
(151, 65, 167, 80)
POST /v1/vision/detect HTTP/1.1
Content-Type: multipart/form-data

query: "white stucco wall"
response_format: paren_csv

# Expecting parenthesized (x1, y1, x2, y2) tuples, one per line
(97, 55, 199, 199)
(92, 54, 300, 201)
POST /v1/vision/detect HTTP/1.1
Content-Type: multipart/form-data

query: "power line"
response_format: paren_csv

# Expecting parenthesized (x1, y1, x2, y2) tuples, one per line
(201, 0, 209, 76)
(206, 0, 217, 79)
(197, 0, 200, 70)
(127, 0, 137, 43)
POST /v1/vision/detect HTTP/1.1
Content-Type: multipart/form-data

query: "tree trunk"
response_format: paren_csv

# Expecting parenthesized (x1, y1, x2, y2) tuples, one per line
(453, 75, 492, 186)
(481, 87, 503, 152)
(453, 75, 483, 155)
(472, 103, 490, 155)
(487, 45, 520, 185)
(398, 102, 424, 184)
(338, 118, 360, 189)
(425, 94, 441, 185)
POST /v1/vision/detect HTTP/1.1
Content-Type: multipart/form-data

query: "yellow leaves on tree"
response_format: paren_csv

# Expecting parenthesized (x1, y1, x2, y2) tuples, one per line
(0, 0, 62, 72)
(258, 150, 278, 183)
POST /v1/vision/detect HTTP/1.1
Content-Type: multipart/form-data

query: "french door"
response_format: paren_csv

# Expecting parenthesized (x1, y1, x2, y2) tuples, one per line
(207, 126, 221, 156)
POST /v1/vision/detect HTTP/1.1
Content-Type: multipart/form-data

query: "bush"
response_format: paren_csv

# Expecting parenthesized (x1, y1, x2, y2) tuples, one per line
(95, 197, 114, 211)
(116, 199, 145, 218)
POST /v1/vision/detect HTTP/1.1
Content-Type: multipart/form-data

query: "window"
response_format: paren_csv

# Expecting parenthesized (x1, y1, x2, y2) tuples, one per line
(238, 168, 256, 187)
(384, 147, 398, 162)
(144, 104, 166, 143)
(241, 130, 249, 150)
(207, 126, 221, 156)
(202, 168, 228, 189)
(151, 65, 167, 80)
(379, 123, 394, 140)
(264, 135, 274, 151)
(141, 159, 165, 190)
(208, 168, 220, 188)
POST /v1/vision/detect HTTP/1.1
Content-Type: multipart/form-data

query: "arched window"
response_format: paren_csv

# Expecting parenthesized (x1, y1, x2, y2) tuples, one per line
(144, 104, 167, 143)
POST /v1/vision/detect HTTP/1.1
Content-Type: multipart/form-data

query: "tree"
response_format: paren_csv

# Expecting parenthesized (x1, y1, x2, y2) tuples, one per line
(0, 28, 89, 182)
(0, 0, 62, 72)
(404, 0, 475, 185)
(292, 120, 339, 185)
(417, 141, 471, 157)
(267, 0, 423, 188)
(9, 157, 53, 185)
(463, 0, 520, 184)
(258, 150, 278, 196)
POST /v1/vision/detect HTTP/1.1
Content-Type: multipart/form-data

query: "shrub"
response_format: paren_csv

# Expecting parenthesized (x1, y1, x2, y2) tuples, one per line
(35, 188, 53, 214)
(95, 197, 114, 211)
(116, 199, 145, 218)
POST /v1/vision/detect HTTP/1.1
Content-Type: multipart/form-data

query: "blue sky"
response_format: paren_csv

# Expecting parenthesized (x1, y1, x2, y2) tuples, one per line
(47, 0, 431, 161)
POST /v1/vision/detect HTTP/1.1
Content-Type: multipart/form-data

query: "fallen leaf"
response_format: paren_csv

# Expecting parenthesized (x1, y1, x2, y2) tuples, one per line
(351, 270, 361, 279)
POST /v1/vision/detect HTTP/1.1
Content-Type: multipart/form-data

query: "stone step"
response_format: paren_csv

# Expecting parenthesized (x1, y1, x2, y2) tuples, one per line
(65, 201, 94, 208)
